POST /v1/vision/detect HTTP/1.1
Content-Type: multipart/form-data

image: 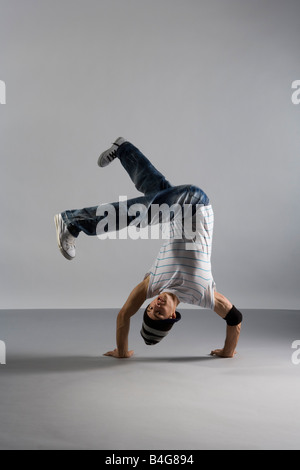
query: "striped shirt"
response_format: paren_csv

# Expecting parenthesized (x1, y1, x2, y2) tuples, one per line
(145, 204, 216, 310)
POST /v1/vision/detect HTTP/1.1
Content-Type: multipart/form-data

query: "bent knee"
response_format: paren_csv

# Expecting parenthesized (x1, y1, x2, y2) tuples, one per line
(189, 185, 210, 206)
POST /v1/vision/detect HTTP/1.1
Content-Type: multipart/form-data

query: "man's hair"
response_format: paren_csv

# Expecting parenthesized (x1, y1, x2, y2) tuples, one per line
(140, 305, 181, 346)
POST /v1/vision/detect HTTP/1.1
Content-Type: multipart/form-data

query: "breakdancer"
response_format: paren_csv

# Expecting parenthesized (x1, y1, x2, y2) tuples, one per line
(55, 138, 242, 358)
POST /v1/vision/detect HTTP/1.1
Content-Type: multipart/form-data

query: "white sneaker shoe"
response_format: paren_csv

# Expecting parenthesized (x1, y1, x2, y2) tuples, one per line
(97, 137, 127, 167)
(54, 213, 76, 260)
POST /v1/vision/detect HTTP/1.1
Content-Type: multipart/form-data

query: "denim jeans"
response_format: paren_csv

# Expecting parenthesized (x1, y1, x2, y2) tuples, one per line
(61, 142, 209, 237)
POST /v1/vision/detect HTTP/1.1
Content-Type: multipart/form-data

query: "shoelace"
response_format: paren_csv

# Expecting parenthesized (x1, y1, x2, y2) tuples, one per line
(107, 154, 114, 161)
(107, 142, 121, 161)
(107, 150, 117, 162)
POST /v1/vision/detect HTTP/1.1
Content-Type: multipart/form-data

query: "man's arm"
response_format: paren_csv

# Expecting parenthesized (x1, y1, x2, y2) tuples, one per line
(211, 323, 241, 358)
(104, 276, 150, 358)
(211, 291, 242, 358)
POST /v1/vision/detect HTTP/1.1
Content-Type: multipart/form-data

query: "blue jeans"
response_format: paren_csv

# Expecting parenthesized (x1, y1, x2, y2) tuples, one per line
(61, 142, 210, 237)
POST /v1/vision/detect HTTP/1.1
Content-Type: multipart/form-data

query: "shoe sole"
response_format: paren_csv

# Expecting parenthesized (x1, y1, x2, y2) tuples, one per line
(97, 145, 116, 167)
(97, 138, 126, 167)
(54, 214, 74, 261)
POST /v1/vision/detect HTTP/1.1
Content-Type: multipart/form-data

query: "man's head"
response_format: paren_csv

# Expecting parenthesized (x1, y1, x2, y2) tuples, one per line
(146, 292, 179, 320)
(140, 292, 181, 346)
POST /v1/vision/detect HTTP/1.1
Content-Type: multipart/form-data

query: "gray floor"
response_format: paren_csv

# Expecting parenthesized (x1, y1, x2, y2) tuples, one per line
(0, 308, 299, 450)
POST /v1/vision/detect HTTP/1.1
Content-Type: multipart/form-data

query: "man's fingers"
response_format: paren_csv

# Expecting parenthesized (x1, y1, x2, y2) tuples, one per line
(103, 349, 134, 358)
(210, 349, 221, 356)
(103, 350, 117, 357)
(210, 349, 236, 358)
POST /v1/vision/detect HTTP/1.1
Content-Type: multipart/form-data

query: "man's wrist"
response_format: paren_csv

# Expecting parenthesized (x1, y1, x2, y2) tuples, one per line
(117, 349, 127, 357)
(222, 347, 235, 357)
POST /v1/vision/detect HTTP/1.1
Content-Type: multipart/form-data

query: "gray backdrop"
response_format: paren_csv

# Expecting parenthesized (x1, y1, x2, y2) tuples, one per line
(1, 0, 300, 310)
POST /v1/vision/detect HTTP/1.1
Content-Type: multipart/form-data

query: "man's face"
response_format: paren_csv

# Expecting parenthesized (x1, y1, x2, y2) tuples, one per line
(146, 293, 177, 321)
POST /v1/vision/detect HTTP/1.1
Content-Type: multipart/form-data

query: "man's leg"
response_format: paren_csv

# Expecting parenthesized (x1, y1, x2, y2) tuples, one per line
(60, 139, 173, 237)
(99, 138, 173, 196)
(116, 141, 173, 196)
(60, 184, 209, 239)
(56, 139, 209, 252)
(100, 139, 209, 230)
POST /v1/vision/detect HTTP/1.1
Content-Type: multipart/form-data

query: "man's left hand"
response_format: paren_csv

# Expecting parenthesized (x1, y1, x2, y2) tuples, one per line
(210, 348, 236, 358)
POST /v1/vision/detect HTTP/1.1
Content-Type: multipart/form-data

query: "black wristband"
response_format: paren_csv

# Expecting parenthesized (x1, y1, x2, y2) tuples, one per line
(224, 305, 243, 326)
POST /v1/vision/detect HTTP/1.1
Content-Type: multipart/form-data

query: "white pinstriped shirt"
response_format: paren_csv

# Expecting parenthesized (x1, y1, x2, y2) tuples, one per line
(145, 204, 216, 310)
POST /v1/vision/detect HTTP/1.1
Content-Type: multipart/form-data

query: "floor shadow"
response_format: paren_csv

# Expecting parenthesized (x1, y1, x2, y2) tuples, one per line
(133, 355, 214, 363)
(1, 354, 215, 375)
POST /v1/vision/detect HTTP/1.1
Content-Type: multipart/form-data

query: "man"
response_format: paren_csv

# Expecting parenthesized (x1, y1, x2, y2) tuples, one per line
(54, 138, 242, 359)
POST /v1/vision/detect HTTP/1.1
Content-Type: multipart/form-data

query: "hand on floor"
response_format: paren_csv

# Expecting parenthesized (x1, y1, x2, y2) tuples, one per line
(210, 348, 237, 358)
(103, 348, 134, 359)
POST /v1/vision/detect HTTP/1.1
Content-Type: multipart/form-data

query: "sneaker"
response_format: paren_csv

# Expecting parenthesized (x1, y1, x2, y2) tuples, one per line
(97, 137, 126, 167)
(54, 213, 76, 260)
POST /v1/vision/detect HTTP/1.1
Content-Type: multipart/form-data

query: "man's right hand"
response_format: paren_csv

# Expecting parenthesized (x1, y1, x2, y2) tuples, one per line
(103, 348, 134, 359)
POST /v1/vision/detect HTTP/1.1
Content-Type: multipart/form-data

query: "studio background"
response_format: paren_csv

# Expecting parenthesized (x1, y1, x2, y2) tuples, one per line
(1, 0, 299, 310)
